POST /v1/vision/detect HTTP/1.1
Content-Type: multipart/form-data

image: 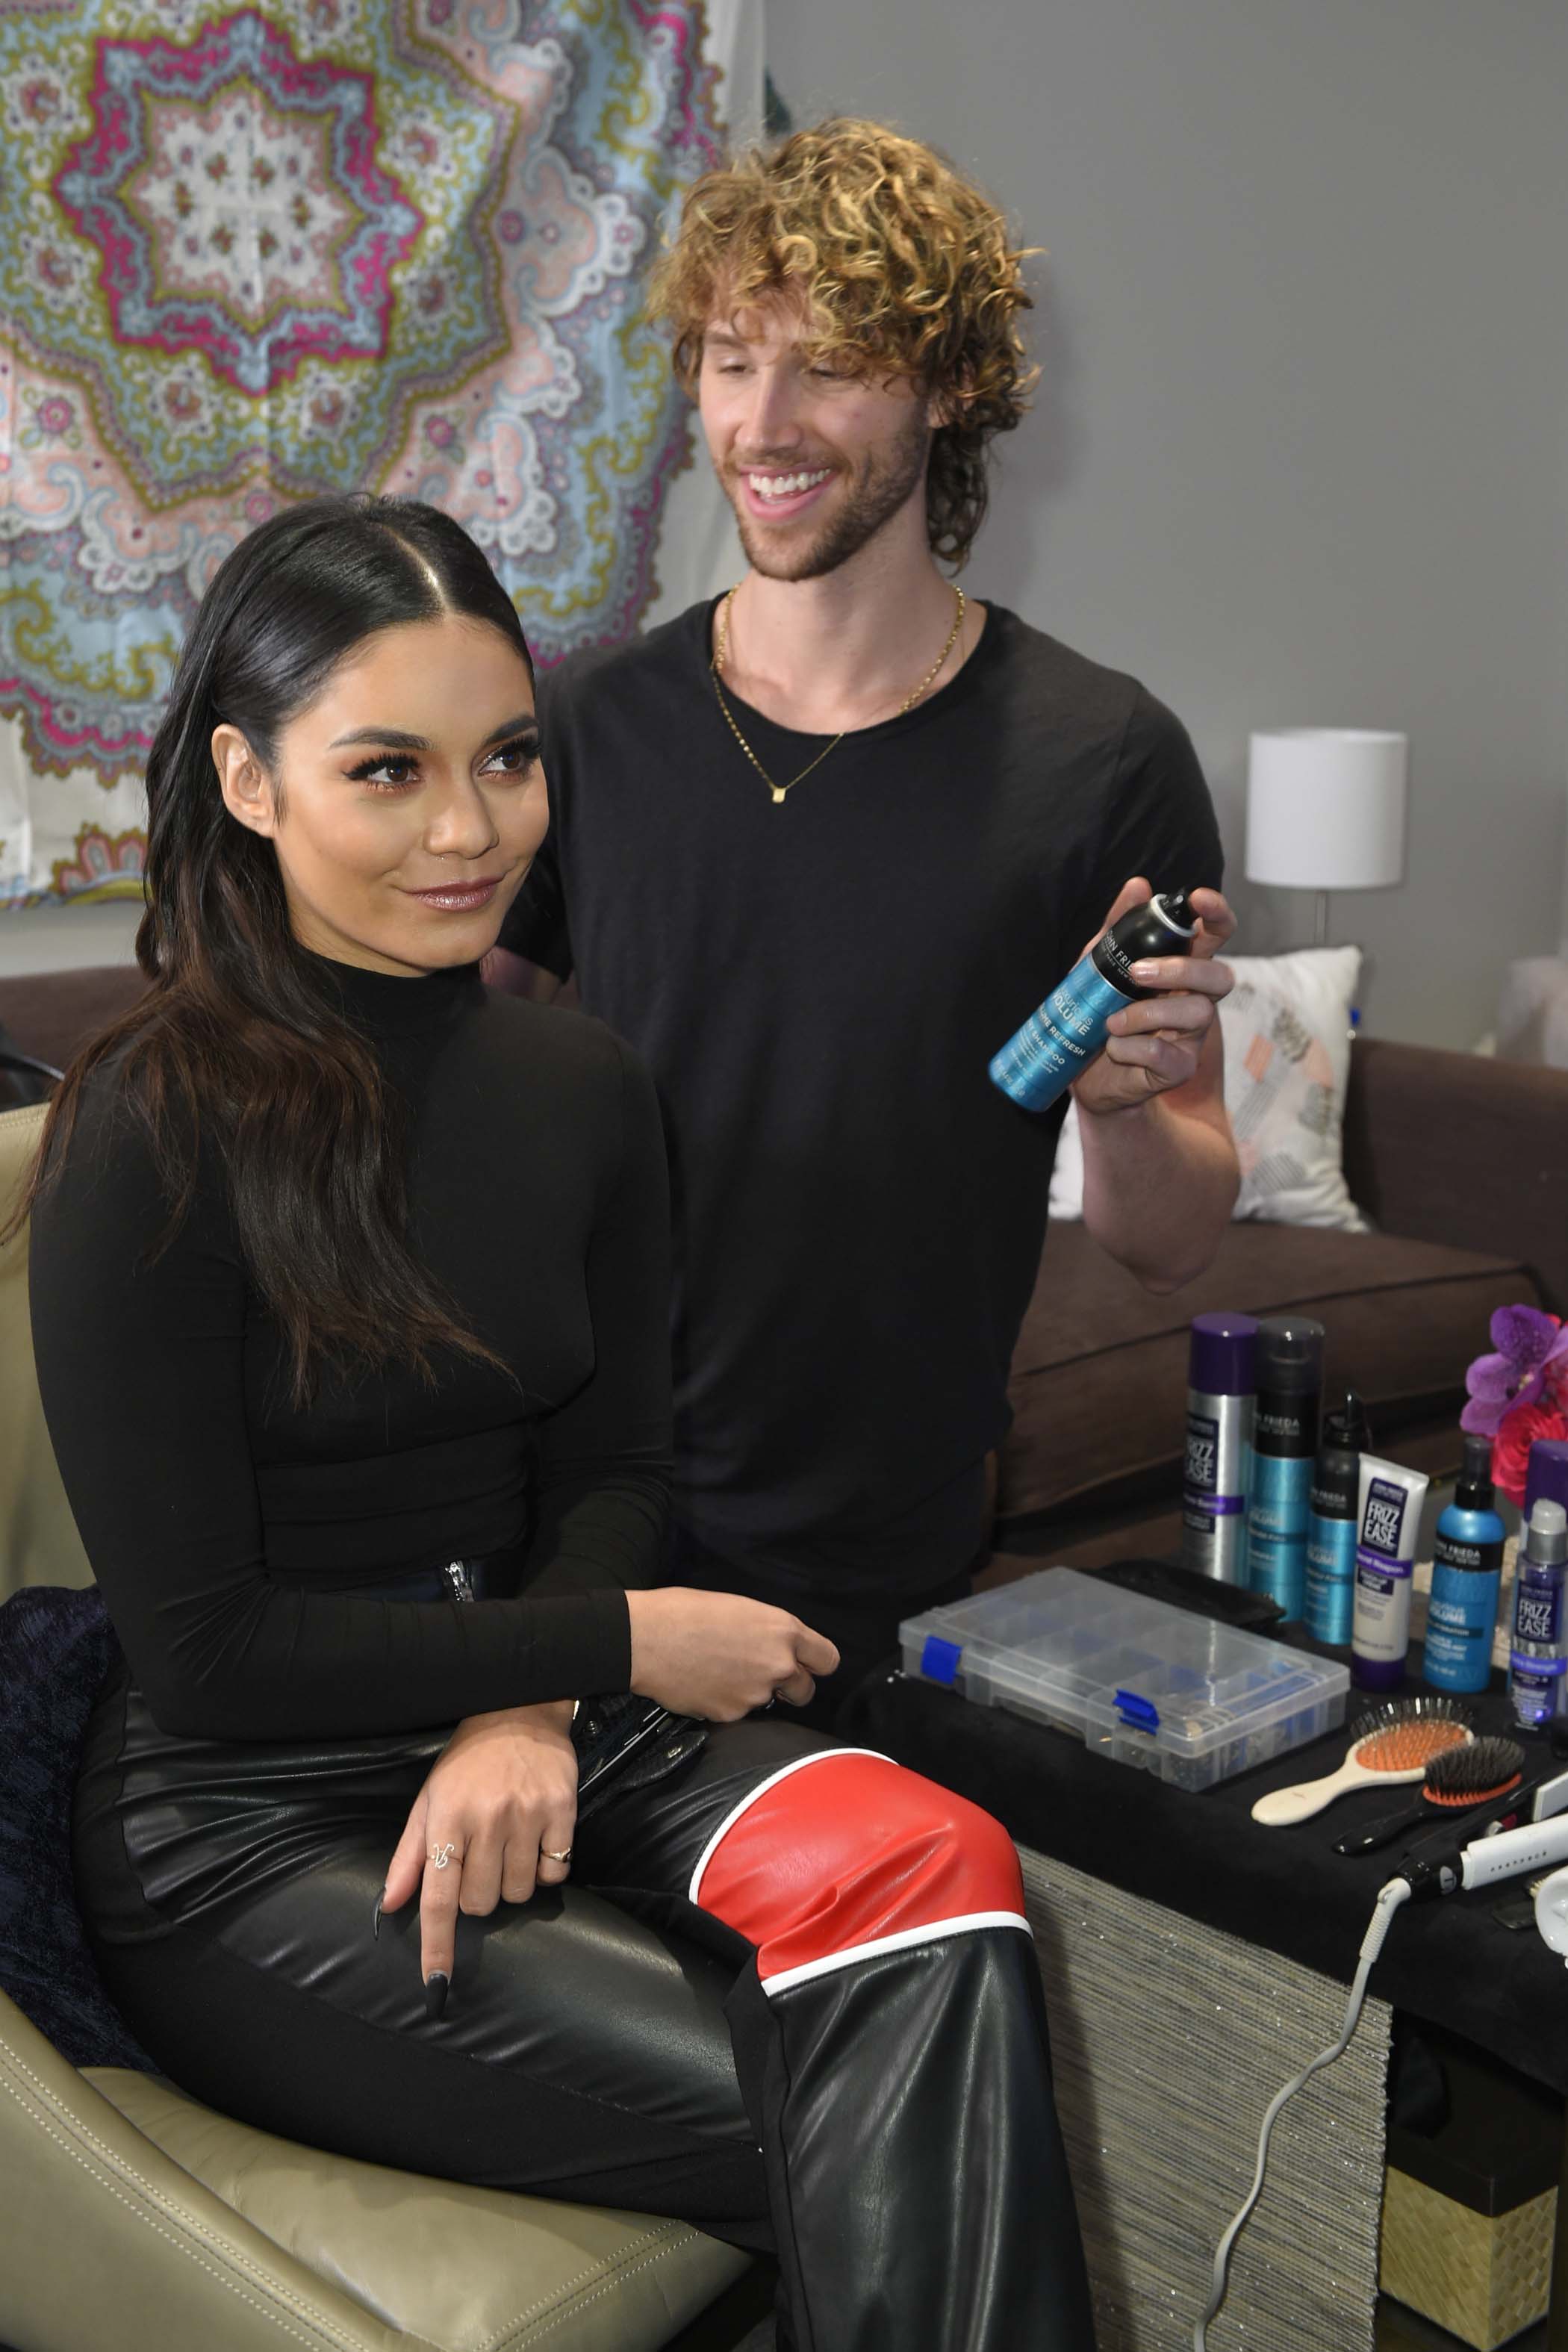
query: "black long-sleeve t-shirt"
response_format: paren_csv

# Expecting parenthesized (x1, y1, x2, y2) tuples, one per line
(29, 957, 671, 1741)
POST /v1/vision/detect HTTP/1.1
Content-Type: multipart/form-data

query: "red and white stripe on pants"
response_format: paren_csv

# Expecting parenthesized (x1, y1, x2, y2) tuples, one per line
(688, 1748, 1030, 1994)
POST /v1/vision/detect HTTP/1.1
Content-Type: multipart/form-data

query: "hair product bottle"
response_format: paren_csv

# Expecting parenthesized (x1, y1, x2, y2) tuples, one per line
(989, 893, 1198, 1115)
(1510, 1500, 1568, 1732)
(1525, 1441, 1568, 1522)
(1245, 1317, 1325, 1622)
(1351, 1456, 1432, 1689)
(1304, 1391, 1370, 1645)
(1180, 1312, 1259, 1585)
(1423, 1434, 1507, 1696)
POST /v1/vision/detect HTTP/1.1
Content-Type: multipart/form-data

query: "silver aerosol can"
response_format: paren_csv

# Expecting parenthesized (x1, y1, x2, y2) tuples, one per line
(1180, 1312, 1259, 1585)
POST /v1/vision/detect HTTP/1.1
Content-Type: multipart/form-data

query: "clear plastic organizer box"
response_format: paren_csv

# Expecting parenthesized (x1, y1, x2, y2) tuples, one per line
(900, 1568, 1350, 1793)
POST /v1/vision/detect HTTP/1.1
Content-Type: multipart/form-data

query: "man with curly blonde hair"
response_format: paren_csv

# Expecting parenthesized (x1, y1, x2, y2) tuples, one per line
(497, 119, 1239, 1730)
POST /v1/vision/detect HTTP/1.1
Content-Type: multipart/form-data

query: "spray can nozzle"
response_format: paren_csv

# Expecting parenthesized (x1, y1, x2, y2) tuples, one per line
(1527, 1499, 1568, 1567)
(1151, 891, 1197, 936)
(1323, 1390, 1369, 1450)
(1455, 1433, 1496, 1513)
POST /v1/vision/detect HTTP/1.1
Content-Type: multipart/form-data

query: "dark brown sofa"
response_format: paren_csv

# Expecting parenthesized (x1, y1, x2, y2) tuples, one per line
(997, 1038, 1568, 1572)
(6, 967, 1564, 1581)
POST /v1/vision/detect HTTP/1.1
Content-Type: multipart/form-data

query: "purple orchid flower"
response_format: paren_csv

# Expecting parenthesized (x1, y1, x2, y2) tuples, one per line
(1461, 1304, 1568, 1436)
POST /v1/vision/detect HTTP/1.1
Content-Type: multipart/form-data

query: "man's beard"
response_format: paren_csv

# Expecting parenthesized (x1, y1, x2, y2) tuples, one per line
(730, 411, 931, 582)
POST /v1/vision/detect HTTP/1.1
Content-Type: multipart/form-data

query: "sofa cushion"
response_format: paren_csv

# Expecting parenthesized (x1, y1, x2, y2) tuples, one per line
(1048, 945, 1369, 1232)
(0, 1983, 748, 2352)
(1000, 1221, 1540, 1524)
(83, 2065, 750, 2352)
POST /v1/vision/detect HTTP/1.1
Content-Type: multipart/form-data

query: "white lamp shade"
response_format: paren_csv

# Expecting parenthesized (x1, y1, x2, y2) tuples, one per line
(1245, 728, 1408, 892)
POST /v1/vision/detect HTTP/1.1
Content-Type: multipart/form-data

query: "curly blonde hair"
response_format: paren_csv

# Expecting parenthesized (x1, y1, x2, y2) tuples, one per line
(646, 119, 1037, 570)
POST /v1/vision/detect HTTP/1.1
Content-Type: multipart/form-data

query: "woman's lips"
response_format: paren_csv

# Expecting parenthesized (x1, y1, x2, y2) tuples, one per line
(405, 878, 502, 912)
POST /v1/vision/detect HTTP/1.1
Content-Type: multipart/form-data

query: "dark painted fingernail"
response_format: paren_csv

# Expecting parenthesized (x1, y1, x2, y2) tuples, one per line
(372, 1888, 384, 1942)
(423, 1970, 449, 2021)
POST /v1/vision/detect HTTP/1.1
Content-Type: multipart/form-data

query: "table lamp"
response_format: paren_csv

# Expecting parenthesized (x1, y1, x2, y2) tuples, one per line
(1245, 729, 1408, 945)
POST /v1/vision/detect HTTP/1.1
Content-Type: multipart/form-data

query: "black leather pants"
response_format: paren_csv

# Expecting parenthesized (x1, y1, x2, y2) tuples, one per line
(75, 1648, 1094, 2349)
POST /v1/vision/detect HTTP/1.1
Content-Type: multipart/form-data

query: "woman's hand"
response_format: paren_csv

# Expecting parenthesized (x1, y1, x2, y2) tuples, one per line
(626, 1587, 839, 1721)
(381, 1699, 578, 2009)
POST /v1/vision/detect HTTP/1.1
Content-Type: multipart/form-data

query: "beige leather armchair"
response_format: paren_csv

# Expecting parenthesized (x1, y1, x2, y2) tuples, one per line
(0, 1100, 756, 2352)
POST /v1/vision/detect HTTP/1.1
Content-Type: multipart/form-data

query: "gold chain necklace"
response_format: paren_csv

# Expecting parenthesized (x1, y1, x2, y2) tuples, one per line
(710, 583, 967, 806)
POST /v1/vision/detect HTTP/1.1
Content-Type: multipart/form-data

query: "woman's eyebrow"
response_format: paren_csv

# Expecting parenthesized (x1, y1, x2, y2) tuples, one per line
(326, 715, 538, 753)
(479, 713, 539, 748)
(328, 724, 430, 751)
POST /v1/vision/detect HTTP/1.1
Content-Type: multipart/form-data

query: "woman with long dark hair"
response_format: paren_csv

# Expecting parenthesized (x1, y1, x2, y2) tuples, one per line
(25, 496, 1092, 2352)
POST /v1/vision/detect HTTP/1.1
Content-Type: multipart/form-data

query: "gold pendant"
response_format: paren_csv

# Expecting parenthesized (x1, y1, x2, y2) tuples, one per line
(771, 785, 787, 805)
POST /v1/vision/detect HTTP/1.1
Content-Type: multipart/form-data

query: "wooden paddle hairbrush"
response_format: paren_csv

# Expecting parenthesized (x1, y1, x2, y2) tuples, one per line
(1251, 1695, 1473, 1827)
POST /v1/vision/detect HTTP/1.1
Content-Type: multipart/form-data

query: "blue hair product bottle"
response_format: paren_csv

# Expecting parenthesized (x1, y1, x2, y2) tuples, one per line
(1423, 1434, 1507, 1695)
(988, 892, 1198, 1115)
(1245, 1317, 1325, 1623)
(1304, 1391, 1370, 1646)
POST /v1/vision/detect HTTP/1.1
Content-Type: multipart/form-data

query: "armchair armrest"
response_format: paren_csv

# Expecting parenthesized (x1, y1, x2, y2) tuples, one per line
(1343, 1039, 1568, 1311)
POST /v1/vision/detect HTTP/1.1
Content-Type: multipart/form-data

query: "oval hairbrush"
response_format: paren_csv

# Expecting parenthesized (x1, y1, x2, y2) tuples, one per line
(1251, 1696, 1473, 1827)
(1331, 1734, 1526, 1856)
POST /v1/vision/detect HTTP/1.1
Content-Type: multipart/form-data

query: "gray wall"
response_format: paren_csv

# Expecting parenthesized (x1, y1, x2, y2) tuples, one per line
(768, 0, 1568, 1047)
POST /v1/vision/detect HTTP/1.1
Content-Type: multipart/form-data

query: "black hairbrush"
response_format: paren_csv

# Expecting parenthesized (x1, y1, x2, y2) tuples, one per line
(1332, 1733, 1526, 1857)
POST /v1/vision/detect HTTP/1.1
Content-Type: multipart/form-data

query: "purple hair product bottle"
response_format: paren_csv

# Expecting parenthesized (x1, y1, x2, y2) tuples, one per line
(1510, 1500, 1568, 1732)
(989, 892, 1198, 1114)
(1180, 1313, 1259, 1586)
(1525, 1440, 1568, 1521)
(1502, 1446, 1568, 1726)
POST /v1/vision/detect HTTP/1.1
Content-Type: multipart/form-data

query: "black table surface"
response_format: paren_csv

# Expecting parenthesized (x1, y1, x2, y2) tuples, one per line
(847, 1652, 1568, 2096)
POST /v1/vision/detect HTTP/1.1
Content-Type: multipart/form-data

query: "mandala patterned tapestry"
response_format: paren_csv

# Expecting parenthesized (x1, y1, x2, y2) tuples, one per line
(0, 0, 729, 907)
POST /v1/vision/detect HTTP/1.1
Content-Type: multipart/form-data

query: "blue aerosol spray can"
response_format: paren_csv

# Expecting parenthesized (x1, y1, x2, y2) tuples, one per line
(989, 892, 1199, 1114)
(1245, 1317, 1325, 1623)
(1423, 1433, 1506, 1696)
(1180, 1313, 1258, 1586)
(1510, 1499, 1568, 1732)
(1304, 1391, 1370, 1645)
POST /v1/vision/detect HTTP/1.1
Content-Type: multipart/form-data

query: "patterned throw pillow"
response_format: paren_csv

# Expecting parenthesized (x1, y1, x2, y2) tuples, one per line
(0, 1584, 155, 2069)
(1048, 945, 1368, 1232)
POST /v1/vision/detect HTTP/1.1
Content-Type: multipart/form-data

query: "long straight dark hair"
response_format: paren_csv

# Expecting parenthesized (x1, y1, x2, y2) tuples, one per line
(13, 494, 534, 1403)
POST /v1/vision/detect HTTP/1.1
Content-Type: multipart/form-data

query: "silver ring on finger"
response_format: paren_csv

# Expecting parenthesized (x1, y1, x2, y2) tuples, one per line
(429, 1841, 460, 1871)
(541, 1846, 573, 1865)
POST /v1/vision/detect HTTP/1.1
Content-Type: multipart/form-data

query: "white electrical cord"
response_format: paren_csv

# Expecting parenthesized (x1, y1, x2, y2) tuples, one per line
(1192, 1875, 1411, 2351)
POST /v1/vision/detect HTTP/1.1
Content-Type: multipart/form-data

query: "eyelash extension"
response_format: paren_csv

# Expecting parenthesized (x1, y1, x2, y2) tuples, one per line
(344, 735, 540, 786)
(488, 734, 541, 772)
(345, 754, 413, 783)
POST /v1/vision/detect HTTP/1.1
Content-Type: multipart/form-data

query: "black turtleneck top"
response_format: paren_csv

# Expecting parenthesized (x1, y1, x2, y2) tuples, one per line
(28, 959, 668, 1741)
